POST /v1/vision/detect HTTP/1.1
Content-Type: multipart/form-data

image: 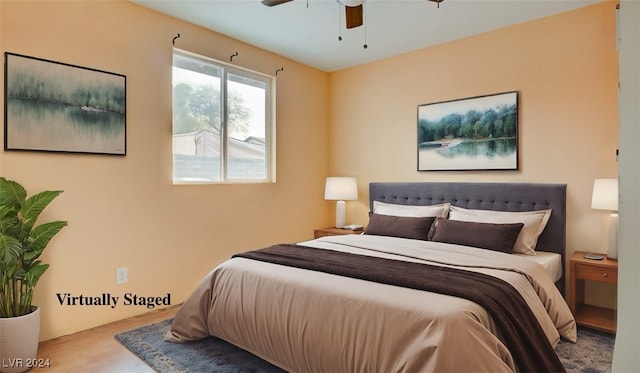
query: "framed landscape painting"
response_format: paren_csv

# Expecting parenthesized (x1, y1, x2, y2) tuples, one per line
(417, 91, 518, 171)
(4, 52, 126, 155)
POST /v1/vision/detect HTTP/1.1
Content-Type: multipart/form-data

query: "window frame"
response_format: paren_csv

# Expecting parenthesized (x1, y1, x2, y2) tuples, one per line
(172, 48, 276, 184)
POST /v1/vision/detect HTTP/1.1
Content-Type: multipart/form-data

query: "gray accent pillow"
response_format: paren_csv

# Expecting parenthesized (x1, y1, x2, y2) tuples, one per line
(365, 213, 436, 241)
(429, 217, 524, 253)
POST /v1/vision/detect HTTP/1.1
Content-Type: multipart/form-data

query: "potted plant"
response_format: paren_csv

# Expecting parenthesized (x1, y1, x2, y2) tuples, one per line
(0, 177, 67, 373)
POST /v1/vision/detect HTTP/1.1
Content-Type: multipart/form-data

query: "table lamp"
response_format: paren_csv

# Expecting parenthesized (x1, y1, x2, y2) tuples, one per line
(591, 178, 619, 259)
(324, 177, 358, 228)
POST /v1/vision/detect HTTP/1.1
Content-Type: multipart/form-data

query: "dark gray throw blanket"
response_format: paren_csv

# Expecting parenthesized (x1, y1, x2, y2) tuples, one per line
(233, 244, 566, 373)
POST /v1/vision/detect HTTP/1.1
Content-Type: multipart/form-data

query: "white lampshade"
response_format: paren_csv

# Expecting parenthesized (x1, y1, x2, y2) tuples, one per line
(324, 177, 358, 201)
(591, 178, 619, 259)
(591, 178, 619, 211)
(324, 177, 358, 228)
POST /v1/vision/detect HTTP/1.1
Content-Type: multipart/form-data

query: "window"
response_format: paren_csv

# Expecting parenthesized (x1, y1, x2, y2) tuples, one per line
(172, 49, 274, 183)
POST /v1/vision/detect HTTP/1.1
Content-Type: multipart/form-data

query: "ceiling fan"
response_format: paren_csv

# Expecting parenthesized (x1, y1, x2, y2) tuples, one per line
(261, 0, 444, 29)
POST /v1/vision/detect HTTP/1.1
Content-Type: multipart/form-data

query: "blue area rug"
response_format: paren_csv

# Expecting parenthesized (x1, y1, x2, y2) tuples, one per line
(556, 327, 615, 373)
(115, 319, 614, 373)
(115, 319, 284, 373)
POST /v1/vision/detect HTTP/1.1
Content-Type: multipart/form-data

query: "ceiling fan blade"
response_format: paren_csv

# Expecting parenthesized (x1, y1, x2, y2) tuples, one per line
(261, 0, 294, 7)
(428, 0, 444, 7)
(345, 4, 363, 29)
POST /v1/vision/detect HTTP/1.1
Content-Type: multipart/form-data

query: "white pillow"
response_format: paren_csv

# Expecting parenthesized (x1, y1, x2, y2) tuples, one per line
(373, 201, 450, 218)
(448, 206, 552, 255)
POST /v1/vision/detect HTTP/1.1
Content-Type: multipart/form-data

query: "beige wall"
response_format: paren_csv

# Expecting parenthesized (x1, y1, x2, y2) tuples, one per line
(328, 2, 619, 304)
(1, 0, 330, 340)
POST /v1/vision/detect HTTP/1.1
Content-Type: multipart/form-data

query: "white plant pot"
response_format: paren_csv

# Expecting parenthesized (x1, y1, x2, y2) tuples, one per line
(0, 306, 40, 373)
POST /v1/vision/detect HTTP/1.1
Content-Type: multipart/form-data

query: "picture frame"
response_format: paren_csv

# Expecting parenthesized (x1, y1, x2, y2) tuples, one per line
(4, 52, 126, 155)
(417, 91, 518, 171)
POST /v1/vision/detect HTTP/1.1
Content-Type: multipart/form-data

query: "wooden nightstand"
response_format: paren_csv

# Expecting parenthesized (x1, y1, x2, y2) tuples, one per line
(569, 251, 617, 333)
(314, 227, 363, 239)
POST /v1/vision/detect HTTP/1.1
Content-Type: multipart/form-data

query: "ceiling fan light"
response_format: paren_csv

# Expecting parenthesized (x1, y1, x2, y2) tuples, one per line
(261, 0, 294, 6)
(338, 0, 364, 7)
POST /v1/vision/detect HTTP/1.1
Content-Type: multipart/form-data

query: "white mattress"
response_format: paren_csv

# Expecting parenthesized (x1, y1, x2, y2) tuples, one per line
(514, 251, 563, 283)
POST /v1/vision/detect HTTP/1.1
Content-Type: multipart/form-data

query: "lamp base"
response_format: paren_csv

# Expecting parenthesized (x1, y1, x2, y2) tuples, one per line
(606, 213, 618, 259)
(335, 200, 346, 228)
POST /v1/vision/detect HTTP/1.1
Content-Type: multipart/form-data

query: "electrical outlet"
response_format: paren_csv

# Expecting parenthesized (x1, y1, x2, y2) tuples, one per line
(116, 267, 128, 284)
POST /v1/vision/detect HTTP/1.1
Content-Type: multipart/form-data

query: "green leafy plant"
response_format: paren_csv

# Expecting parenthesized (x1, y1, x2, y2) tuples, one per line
(0, 178, 67, 318)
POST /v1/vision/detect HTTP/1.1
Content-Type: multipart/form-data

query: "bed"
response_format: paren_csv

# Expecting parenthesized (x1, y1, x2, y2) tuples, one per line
(165, 182, 576, 372)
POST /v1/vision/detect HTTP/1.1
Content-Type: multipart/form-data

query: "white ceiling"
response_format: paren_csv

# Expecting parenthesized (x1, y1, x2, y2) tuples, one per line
(131, 0, 602, 72)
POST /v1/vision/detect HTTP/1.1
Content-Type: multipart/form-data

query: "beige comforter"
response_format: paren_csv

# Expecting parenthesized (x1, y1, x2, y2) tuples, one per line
(165, 234, 576, 372)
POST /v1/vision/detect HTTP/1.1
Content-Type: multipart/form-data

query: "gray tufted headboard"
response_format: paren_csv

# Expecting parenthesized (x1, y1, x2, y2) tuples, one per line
(369, 182, 567, 289)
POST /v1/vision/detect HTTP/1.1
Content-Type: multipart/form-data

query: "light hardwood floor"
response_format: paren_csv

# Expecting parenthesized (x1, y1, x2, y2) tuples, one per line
(36, 306, 178, 373)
